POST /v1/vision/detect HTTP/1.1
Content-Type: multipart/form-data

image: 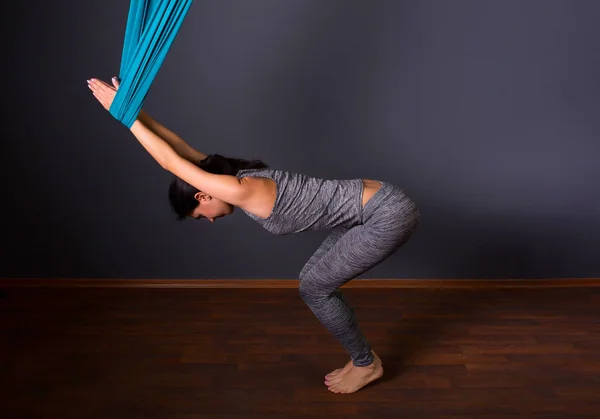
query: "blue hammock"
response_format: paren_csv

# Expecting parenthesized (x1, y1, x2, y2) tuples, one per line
(110, 0, 193, 128)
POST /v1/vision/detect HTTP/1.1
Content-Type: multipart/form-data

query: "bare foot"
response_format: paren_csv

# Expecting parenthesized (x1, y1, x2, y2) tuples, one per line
(325, 351, 380, 380)
(324, 352, 383, 394)
(325, 359, 353, 380)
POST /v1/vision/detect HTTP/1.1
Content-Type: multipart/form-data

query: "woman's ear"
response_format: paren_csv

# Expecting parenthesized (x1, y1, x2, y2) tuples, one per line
(194, 191, 211, 202)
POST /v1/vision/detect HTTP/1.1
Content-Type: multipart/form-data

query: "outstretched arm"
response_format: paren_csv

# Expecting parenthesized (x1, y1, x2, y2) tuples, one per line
(129, 119, 250, 205)
(137, 109, 208, 163)
(87, 77, 250, 206)
(93, 77, 208, 163)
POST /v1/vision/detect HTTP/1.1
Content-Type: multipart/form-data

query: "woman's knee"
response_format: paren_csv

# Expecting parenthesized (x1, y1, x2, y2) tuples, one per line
(298, 278, 316, 304)
(298, 273, 329, 305)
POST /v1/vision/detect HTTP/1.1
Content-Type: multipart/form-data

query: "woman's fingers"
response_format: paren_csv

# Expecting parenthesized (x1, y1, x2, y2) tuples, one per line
(88, 78, 114, 96)
(87, 78, 117, 111)
(88, 79, 104, 95)
(93, 79, 111, 94)
(87, 79, 106, 108)
(111, 76, 120, 89)
(87, 79, 101, 101)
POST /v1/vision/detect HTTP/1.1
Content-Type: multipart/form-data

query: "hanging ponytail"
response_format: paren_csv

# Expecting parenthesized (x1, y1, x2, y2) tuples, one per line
(168, 154, 268, 220)
(196, 154, 268, 175)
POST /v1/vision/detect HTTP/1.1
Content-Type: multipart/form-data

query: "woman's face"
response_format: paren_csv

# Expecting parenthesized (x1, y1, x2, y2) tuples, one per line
(190, 191, 234, 222)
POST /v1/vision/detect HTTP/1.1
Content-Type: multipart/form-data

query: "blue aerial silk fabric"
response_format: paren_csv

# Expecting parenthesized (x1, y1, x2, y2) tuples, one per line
(109, 0, 193, 128)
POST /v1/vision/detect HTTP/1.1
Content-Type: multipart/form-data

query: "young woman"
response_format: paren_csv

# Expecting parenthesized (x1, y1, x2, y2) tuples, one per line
(88, 77, 420, 394)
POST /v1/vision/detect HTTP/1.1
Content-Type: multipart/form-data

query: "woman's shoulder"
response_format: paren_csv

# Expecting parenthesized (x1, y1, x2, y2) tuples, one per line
(237, 167, 281, 178)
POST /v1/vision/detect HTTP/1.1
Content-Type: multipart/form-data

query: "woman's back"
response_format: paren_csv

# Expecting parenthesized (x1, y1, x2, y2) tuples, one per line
(237, 168, 364, 235)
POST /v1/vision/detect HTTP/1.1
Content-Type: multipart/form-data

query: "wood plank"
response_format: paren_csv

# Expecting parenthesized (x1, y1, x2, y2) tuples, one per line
(2, 286, 599, 418)
(1, 278, 599, 288)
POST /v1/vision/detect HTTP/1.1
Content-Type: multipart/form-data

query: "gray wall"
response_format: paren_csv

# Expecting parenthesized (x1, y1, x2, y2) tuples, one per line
(3, 0, 599, 280)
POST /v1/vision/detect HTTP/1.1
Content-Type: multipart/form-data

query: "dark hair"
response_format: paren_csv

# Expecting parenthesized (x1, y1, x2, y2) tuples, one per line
(168, 154, 268, 220)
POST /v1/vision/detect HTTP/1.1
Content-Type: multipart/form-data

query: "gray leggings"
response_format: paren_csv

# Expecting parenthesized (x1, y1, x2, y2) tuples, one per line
(298, 181, 420, 367)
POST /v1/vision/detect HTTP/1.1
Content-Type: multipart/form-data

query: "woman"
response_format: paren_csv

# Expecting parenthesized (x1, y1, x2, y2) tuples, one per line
(87, 77, 420, 394)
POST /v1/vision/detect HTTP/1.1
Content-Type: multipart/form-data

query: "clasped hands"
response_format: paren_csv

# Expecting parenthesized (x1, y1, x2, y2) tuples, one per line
(87, 77, 120, 111)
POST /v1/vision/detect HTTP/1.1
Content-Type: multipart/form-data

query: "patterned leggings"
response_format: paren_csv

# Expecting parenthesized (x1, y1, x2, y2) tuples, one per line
(298, 181, 420, 366)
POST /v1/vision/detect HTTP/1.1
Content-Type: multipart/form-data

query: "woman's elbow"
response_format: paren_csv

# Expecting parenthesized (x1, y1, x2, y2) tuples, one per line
(161, 154, 177, 172)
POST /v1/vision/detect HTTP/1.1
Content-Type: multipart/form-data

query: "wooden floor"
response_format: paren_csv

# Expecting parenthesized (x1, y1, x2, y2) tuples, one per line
(1, 284, 600, 418)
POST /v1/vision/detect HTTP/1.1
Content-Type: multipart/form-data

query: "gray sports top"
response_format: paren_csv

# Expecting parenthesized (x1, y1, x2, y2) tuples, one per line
(236, 168, 364, 235)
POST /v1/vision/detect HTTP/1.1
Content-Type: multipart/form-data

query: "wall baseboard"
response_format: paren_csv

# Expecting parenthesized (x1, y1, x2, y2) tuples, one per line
(0, 278, 599, 289)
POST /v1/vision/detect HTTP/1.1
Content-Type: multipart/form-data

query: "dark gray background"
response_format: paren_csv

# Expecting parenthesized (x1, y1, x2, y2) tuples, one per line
(3, 0, 599, 280)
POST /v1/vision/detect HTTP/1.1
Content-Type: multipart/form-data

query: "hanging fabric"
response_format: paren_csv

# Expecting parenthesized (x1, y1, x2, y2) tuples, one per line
(110, 0, 193, 128)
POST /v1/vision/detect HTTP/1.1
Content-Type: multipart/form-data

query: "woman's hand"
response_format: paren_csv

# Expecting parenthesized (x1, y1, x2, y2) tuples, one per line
(87, 77, 120, 111)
